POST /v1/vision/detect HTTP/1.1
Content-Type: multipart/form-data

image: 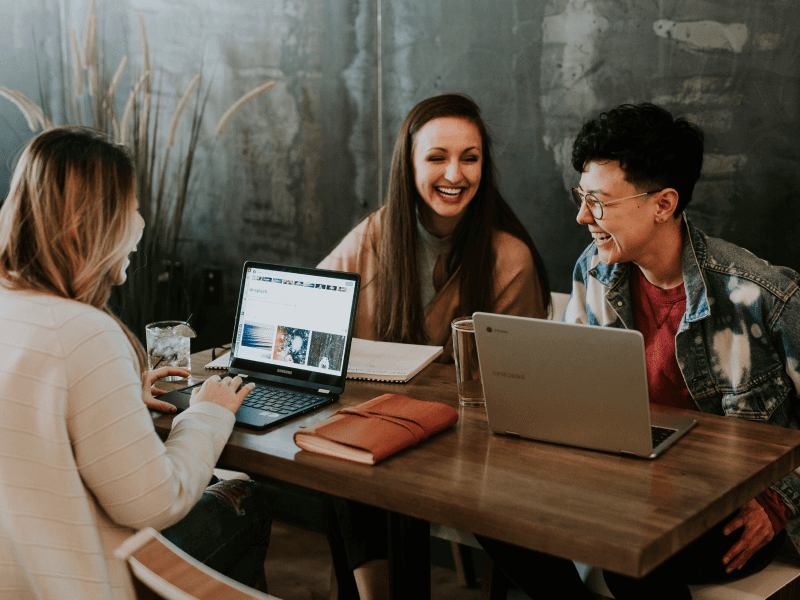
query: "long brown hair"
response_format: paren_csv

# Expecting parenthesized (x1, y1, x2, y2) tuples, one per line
(375, 94, 551, 343)
(0, 127, 147, 371)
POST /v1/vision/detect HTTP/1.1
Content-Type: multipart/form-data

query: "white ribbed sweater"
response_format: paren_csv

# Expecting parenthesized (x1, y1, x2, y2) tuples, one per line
(0, 288, 235, 599)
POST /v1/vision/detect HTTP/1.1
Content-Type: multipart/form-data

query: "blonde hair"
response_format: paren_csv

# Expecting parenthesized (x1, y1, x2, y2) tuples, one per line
(0, 127, 147, 372)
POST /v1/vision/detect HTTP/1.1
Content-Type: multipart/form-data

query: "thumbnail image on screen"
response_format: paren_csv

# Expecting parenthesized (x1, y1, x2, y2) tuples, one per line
(307, 332, 346, 371)
(273, 326, 310, 364)
(241, 324, 275, 351)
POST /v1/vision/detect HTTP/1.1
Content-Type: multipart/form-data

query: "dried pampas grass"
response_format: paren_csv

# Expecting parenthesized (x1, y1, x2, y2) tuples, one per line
(0, 87, 38, 131)
(1, 7, 275, 343)
(120, 72, 149, 144)
(81, 0, 96, 69)
(70, 30, 82, 97)
(107, 55, 128, 105)
(86, 14, 98, 97)
(214, 80, 276, 136)
(139, 13, 151, 90)
(166, 74, 200, 148)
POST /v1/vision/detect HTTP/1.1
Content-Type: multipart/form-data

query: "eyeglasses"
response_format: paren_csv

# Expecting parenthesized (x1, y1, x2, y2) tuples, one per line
(571, 188, 661, 220)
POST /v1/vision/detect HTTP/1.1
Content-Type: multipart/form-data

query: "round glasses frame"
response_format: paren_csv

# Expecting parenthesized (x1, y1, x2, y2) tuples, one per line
(571, 188, 661, 220)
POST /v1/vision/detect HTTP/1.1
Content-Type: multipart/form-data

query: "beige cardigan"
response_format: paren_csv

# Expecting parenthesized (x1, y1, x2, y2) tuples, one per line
(0, 288, 234, 600)
(318, 210, 547, 361)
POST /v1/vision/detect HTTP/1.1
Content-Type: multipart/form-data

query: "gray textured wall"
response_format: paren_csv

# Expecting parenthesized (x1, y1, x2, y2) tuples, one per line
(2, 0, 799, 310)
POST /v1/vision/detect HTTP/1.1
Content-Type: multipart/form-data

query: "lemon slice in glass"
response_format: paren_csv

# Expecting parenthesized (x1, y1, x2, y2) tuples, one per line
(171, 323, 198, 338)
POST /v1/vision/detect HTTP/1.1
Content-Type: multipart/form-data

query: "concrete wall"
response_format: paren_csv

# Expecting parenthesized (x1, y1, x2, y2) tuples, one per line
(2, 0, 799, 308)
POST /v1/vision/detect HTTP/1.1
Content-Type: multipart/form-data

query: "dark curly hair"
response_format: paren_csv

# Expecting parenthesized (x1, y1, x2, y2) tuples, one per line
(571, 103, 704, 215)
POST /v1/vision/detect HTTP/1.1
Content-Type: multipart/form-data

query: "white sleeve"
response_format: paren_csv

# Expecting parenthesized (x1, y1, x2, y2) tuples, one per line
(63, 310, 234, 531)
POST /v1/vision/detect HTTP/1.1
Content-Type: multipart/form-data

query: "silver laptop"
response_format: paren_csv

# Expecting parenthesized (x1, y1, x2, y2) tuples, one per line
(473, 313, 697, 459)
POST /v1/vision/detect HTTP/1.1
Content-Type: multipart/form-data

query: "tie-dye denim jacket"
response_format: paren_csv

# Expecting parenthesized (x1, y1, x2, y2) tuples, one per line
(564, 216, 800, 541)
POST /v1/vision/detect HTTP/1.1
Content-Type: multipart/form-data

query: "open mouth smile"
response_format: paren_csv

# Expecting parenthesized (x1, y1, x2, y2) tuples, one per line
(435, 186, 465, 200)
(592, 232, 612, 247)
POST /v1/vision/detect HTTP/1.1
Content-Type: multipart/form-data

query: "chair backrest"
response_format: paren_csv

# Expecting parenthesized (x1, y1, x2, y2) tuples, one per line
(115, 527, 278, 600)
(549, 292, 570, 322)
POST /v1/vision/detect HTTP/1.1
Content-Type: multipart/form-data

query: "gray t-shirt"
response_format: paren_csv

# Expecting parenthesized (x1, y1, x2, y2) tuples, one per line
(416, 218, 453, 312)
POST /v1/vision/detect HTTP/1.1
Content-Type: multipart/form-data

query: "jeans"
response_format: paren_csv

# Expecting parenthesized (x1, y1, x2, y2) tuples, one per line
(161, 478, 272, 587)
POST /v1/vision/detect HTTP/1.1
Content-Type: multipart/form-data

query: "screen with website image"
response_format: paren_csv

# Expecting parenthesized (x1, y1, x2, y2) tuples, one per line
(233, 266, 356, 377)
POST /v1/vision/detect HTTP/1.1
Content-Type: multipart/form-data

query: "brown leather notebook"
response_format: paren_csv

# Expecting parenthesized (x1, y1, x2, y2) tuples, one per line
(293, 393, 459, 464)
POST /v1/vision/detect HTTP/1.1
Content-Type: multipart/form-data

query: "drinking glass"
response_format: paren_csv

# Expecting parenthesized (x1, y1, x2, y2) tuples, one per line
(145, 321, 192, 381)
(451, 317, 485, 407)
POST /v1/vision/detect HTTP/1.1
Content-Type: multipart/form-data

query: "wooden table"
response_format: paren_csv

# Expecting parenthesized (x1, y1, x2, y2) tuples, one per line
(154, 349, 800, 595)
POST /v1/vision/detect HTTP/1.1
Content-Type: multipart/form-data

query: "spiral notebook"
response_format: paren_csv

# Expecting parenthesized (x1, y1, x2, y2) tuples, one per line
(206, 339, 442, 382)
(345, 338, 442, 382)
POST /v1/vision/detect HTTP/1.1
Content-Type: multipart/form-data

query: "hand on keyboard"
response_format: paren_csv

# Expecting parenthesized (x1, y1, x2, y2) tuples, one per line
(191, 375, 256, 415)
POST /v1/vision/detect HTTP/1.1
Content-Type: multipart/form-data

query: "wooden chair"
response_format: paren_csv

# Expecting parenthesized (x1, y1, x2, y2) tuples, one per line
(115, 527, 279, 600)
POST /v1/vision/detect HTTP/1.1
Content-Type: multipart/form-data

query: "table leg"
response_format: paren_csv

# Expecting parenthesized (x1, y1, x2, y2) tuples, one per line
(388, 511, 430, 600)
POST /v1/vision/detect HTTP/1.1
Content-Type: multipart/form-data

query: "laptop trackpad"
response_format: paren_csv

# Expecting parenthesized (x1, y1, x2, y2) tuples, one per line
(235, 404, 282, 428)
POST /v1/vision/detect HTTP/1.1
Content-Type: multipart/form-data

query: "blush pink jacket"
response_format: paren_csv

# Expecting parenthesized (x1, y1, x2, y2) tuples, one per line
(318, 210, 548, 362)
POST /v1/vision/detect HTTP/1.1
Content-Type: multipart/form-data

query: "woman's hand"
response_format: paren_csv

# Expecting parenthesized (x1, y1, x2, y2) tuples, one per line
(190, 375, 255, 414)
(141, 367, 191, 413)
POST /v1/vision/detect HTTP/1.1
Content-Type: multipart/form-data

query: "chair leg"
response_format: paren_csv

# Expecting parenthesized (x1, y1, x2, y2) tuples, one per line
(451, 541, 478, 588)
(254, 568, 268, 594)
(482, 555, 509, 600)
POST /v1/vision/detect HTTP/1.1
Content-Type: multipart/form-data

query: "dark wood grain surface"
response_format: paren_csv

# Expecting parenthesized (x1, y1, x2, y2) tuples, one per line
(153, 349, 800, 577)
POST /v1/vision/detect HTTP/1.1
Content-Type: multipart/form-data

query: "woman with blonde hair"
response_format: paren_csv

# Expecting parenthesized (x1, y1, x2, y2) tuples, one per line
(0, 127, 271, 599)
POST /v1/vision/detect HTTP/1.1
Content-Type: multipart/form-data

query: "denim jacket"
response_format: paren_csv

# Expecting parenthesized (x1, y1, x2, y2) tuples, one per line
(564, 216, 800, 545)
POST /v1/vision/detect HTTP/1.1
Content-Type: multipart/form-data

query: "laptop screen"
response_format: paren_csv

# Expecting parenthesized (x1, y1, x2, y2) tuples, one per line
(228, 262, 360, 392)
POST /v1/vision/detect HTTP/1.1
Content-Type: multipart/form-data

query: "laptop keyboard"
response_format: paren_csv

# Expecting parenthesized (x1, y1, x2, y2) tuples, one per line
(651, 425, 676, 448)
(240, 385, 324, 416)
(178, 382, 324, 417)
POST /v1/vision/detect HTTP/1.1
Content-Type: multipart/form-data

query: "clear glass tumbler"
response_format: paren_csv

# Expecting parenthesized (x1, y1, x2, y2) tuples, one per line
(451, 316, 485, 407)
(145, 321, 192, 381)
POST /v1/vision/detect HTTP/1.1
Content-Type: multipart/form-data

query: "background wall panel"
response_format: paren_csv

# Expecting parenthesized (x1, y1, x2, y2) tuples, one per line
(1, 0, 799, 340)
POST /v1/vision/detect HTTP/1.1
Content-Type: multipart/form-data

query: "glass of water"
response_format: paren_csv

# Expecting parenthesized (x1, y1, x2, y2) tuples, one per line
(451, 316, 485, 407)
(145, 321, 192, 381)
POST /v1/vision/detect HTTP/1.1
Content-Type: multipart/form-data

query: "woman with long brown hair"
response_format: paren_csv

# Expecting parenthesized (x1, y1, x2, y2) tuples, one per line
(0, 127, 271, 599)
(319, 94, 551, 599)
(320, 93, 550, 360)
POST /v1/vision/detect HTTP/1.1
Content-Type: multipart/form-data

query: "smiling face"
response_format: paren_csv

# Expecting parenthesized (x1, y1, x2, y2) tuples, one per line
(412, 116, 482, 237)
(575, 160, 663, 266)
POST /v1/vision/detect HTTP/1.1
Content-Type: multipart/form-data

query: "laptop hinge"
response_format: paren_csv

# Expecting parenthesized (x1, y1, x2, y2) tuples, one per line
(318, 389, 330, 394)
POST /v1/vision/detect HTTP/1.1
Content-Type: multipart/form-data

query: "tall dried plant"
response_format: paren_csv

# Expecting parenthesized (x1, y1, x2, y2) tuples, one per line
(1, 6, 275, 341)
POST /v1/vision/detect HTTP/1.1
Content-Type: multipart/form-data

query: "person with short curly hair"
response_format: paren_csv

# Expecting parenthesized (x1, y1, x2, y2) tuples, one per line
(477, 103, 800, 600)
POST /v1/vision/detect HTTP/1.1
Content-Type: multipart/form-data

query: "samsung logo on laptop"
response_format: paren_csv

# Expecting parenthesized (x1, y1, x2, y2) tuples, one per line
(277, 368, 292, 375)
(493, 371, 525, 380)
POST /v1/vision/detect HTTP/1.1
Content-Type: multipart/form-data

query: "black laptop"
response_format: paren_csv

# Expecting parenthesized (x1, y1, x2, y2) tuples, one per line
(158, 261, 360, 428)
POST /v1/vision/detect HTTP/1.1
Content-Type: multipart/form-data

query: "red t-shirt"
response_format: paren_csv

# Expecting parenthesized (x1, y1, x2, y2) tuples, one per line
(631, 267, 694, 411)
(631, 266, 789, 532)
